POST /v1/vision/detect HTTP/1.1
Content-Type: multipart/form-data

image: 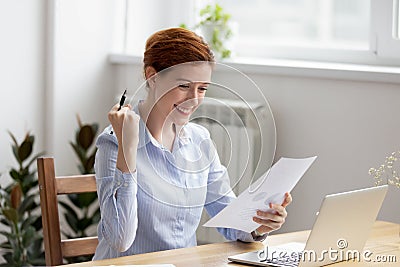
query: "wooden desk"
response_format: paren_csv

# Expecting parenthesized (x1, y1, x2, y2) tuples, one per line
(63, 221, 399, 266)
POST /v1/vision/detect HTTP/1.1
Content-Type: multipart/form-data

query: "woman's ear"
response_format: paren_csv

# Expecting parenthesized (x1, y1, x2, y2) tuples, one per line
(145, 66, 157, 89)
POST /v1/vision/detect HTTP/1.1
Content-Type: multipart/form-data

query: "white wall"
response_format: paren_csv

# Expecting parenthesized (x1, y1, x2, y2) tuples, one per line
(0, 0, 45, 258)
(52, 0, 116, 175)
(0, 0, 45, 176)
(211, 71, 400, 233)
(112, 61, 400, 235)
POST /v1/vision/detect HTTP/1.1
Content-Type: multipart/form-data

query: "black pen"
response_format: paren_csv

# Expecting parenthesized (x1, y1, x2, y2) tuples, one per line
(118, 89, 127, 110)
(110, 89, 127, 134)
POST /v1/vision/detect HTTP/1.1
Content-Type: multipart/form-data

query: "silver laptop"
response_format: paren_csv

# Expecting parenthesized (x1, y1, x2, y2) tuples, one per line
(228, 185, 388, 267)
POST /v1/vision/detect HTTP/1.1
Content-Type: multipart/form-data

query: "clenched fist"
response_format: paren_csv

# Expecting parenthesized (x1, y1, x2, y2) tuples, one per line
(108, 103, 140, 173)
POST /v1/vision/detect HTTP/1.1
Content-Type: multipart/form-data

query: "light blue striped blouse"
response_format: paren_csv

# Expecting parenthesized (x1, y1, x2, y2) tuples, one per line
(92, 103, 255, 260)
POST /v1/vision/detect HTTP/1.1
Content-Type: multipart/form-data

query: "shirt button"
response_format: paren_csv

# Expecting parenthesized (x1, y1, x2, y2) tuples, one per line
(124, 183, 128, 187)
(117, 181, 121, 186)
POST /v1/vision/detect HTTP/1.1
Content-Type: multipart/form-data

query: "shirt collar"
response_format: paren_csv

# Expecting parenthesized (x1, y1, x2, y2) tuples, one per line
(134, 101, 193, 150)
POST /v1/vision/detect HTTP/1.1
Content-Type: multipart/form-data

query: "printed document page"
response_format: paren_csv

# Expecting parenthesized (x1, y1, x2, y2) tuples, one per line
(203, 156, 317, 232)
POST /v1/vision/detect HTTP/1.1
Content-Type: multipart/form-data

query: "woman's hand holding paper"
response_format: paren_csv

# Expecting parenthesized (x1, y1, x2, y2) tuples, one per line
(253, 192, 292, 235)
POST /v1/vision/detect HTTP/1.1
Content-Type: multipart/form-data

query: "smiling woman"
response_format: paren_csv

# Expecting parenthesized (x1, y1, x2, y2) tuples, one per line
(138, 28, 215, 150)
(93, 27, 292, 260)
(142, 63, 212, 136)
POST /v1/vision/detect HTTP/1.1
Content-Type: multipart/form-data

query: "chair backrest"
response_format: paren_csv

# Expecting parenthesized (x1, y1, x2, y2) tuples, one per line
(37, 157, 99, 266)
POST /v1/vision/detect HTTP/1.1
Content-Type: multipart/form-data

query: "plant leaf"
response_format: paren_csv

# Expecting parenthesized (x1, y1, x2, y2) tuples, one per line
(70, 142, 85, 166)
(7, 131, 19, 148)
(11, 145, 21, 165)
(1, 253, 14, 265)
(0, 218, 10, 227)
(10, 184, 22, 209)
(17, 194, 36, 216)
(85, 154, 96, 174)
(78, 125, 95, 150)
(27, 238, 44, 257)
(32, 215, 43, 231)
(77, 217, 92, 233)
(21, 215, 40, 231)
(9, 169, 19, 181)
(0, 242, 11, 249)
(21, 172, 37, 189)
(18, 139, 33, 162)
(22, 226, 37, 247)
(28, 256, 46, 266)
(0, 231, 17, 240)
(59, 200, 78, 218)
(2, 208, 18, 224)
(69, 192, 97, 208)
(59, 200, 80, 233)
(65, 212, 79, 233)
(92, 123, 99, 136)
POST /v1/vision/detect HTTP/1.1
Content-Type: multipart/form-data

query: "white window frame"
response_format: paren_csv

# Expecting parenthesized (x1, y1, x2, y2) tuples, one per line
(371, 0, 400, 59)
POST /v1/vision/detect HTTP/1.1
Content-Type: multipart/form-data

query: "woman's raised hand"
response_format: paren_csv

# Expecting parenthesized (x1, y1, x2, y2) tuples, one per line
(108, 103, 140, 173)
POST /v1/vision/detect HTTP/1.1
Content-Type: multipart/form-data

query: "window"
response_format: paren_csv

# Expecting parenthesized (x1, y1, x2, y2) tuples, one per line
(371, 0, 400, 60)
(396, 0, 400, 39)
(218, 0, 370, 51)
(216, 0, 375, 63)
(116, 0, 197, 56)
(118, 0, 400, 65)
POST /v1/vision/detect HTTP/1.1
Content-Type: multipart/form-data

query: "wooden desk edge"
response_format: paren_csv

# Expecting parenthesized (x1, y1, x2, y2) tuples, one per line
(60, 221, 399, 266)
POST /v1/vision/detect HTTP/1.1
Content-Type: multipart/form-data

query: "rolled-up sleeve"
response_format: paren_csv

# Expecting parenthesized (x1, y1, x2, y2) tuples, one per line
(95, 132, 138, 252)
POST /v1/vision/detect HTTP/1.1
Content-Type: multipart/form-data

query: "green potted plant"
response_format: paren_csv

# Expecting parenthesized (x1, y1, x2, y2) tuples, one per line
(0, 131, 45, 266)
(181, 3, 234, 59)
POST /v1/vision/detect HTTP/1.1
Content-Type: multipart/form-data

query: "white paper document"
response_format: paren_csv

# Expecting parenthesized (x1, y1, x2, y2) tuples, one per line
(203, 156, 317, 232)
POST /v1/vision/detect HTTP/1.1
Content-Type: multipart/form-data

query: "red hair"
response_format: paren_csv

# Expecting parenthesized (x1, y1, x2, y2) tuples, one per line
(143, 28, 215, 74)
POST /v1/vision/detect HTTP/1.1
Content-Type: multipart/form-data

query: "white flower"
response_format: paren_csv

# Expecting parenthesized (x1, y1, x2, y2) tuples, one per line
(369, 151, 400, 188)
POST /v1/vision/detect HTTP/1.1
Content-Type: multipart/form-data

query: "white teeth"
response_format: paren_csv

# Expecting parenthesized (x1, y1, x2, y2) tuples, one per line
(175, 105, 191, 114)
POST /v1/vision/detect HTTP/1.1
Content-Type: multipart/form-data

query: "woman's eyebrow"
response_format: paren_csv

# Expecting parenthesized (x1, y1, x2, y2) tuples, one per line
(176, 78, 210, 84)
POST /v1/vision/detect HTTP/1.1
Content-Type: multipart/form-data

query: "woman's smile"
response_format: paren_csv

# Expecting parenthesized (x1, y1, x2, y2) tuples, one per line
(174, 103, 196, 116)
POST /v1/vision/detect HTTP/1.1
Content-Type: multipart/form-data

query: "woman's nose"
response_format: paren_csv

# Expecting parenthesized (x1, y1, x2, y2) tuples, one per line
(186, 88, 199, 105)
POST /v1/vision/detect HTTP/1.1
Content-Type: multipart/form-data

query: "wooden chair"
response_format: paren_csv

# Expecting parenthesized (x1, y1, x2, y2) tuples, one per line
(37, 157, 99, 266)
